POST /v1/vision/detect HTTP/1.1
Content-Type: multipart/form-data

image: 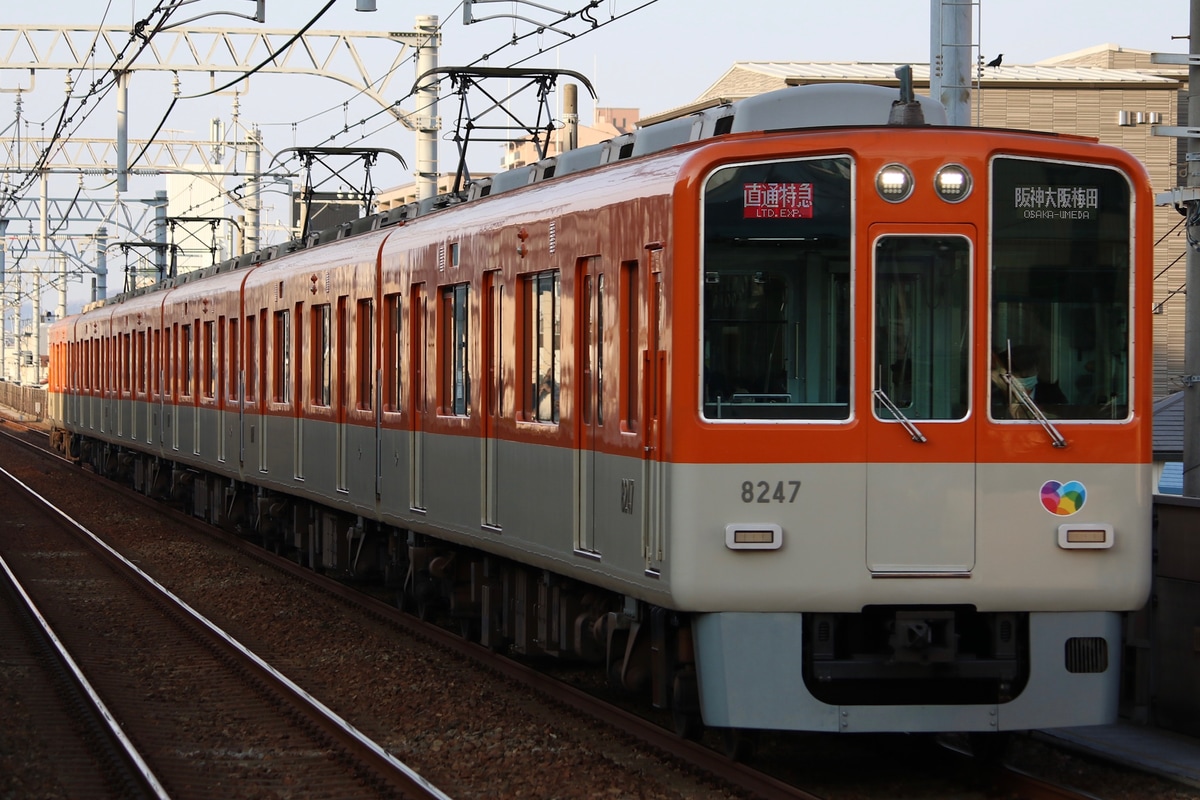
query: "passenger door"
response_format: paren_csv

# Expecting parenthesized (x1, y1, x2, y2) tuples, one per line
(575, 257, 603, 556)
(409, 283, 427, 512)
(481, 271, 502, 530)
(865, 227, 976, 574)
(643, 257, 666, 574)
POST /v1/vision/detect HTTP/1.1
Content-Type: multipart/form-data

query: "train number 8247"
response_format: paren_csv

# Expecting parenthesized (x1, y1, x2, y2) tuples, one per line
(741, 480, 802, 503)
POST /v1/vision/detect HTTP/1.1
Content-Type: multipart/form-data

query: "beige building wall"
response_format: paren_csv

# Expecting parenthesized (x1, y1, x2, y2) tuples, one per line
(972, 75, 1181, 396)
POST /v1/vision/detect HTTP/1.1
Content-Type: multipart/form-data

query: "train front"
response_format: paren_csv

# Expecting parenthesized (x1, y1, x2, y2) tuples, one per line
(665, 120, 1153, 733)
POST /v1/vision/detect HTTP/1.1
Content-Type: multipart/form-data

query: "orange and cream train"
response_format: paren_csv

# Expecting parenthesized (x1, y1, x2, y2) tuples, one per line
(48, 83, 1153, 739)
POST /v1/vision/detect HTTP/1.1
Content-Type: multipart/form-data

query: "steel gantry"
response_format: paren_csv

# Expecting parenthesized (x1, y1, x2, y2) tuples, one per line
(0, 19, 443, 384)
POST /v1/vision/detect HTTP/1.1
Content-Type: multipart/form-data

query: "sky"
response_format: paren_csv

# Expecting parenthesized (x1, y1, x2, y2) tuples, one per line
(0, 0, 1187, 307)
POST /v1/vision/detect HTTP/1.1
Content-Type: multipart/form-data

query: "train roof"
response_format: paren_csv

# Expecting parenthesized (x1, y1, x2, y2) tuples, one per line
(80, 81, 947, 315)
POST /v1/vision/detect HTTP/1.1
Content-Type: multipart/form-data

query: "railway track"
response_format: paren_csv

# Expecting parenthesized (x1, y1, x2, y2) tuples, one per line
(0, 452, 449, 800)
(0, 549, 166, 798)
(0, 416, 1177, 800)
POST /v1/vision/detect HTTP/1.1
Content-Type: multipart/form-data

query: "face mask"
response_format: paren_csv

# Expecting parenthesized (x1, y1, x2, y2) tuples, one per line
(1017, 374, 1038, 392)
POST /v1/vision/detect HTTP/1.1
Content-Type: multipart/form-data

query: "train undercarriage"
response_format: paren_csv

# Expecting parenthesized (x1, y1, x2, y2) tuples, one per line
(63, 433, 1038, 753)
(65, 435, 706, 736)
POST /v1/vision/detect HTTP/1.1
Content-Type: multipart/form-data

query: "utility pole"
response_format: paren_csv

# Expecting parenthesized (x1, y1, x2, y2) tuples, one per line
(414, 15, 440, 202)
(1153, 2, 1200, 495)
(929, 0, 974, 126)
(245, 127, 261, 254)
(1187, 2, 1200, 497)
(0, 215, 7, 383)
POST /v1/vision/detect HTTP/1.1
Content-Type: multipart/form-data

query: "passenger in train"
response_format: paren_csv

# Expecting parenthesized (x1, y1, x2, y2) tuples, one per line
(991, 345, 1067, 418)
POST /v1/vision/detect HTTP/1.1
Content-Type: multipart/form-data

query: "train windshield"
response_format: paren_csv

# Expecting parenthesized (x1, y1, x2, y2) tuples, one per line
(990, 157, 1132, 421)
(873, 236, 971, 422)
(701, 156, 852, 421)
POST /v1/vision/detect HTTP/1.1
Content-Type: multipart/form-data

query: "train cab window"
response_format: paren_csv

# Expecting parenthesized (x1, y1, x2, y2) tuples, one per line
(524, 270, 560, 423)
(701, 156, 852, 421)
(312, 304, 332, 406)
(245, 315, 257, 402)
(989, 157, 1132, 421)
(873, 236, 970, 421)
(441, 284, 470, 416)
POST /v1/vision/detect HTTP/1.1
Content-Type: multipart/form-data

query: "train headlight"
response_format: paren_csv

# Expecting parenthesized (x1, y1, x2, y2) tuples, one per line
(725, 523, 783, 550)
(875, 164, 914, 202)
(934, 164, 973, 202)
(1057, 523, 1113, 549)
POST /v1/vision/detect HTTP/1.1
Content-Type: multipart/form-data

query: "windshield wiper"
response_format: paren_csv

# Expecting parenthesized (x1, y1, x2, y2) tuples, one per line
(1002, 373, 1067, 448)
(873, 388, 927, 443)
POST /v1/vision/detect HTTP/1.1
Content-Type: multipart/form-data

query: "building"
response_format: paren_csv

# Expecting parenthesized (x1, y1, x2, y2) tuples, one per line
(500, 106, 640, 171)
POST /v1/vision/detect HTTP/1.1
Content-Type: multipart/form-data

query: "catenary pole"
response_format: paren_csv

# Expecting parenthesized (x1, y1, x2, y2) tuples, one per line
(1185, 0, 1200, 496)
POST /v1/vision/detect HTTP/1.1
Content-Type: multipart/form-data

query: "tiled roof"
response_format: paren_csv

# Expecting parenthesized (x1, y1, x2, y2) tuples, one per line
(714, 60, 1178, 87)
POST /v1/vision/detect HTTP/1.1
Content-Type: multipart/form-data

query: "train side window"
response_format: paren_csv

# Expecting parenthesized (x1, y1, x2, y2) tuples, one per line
(274, 309, 291, 404)
(384, 293, 403, 411)
(203, 320, 216, 399)
(166, 327, 174, 397)
(152, 329, 161, 396)
(217, 318, 226, 402)
(441, 284, 470, 416)
(523, 270, 560, 423)
(245, 315, 257, 402)
(259, 313, 268, 404)
(620, 260, 639, 432)
(135, 331, 144, 394)
(313, 304, 332, 407)
(181, 324, 193, 398)
(357, 298, 374, 411)
(122, 333, 132, 394)
(228, 318, 239, 401)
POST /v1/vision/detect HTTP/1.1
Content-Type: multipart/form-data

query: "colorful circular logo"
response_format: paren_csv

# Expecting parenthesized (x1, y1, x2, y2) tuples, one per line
(1040, 480, 1086, 516)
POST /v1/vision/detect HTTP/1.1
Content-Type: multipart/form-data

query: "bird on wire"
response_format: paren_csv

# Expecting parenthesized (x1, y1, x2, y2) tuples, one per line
(986, 53, 1004, 68)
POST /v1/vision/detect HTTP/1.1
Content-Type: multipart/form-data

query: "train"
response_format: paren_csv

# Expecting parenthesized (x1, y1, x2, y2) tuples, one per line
(46, 79, 1153, 744)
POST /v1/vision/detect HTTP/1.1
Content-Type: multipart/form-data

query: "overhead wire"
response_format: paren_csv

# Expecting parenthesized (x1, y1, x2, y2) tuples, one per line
(127, 0, 339, 176)
(291, 0, 662, 171)
(2, 0, 179, 215)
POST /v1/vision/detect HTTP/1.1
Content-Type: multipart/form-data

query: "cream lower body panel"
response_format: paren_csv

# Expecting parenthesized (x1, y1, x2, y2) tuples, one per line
(693, 610, 1121, 732)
